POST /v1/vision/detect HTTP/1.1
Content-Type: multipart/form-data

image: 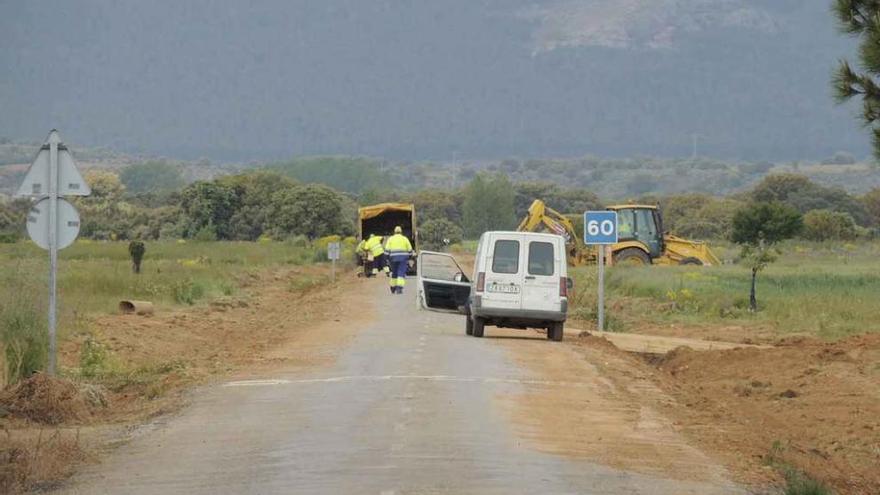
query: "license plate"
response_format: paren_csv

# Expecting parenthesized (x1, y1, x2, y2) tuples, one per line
(488, 283, 520, 294)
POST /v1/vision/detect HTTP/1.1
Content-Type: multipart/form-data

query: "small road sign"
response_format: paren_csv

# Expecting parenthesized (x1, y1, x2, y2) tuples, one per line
(584, 211, 619, 245)
(26, 197, 81, 250)
(327, 242, 341, 282)
(327, 242, 341, 261)
(16, 142, 91, 198)
(583, 211, 619, 334)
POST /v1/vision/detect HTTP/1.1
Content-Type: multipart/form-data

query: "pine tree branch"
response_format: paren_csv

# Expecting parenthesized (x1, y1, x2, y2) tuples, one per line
(833, 60, 864, 102)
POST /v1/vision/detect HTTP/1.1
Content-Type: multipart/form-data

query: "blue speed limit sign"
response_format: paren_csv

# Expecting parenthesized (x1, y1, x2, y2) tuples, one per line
(584, 211, 618, 245)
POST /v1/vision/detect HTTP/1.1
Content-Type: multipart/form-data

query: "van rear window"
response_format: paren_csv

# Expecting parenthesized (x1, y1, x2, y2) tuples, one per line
(492, 240, 519, 274)
(528, 242, 554, 276)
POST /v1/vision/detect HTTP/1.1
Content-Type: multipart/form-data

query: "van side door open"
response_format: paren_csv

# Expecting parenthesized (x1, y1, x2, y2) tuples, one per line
(417, 251, 471, 314)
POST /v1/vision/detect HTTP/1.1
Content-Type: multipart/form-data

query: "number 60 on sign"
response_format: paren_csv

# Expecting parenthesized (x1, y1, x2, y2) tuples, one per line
(583, 211, 618, 245)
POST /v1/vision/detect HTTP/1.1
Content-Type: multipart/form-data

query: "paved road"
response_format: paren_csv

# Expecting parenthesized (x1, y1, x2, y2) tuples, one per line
(59, 279, 741, 495)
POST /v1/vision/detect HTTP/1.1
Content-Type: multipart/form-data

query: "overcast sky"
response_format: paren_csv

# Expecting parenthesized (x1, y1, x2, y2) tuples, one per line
(0, 0, 869, 162)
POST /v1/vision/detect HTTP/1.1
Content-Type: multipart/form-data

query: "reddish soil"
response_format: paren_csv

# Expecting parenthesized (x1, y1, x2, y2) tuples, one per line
(556, 331, 880, 493)
(648, 334, 880, 494)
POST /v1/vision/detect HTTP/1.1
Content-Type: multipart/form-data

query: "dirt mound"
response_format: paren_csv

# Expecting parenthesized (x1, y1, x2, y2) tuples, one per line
(650, 334, 880, 494)
(0, 374, 105, 425)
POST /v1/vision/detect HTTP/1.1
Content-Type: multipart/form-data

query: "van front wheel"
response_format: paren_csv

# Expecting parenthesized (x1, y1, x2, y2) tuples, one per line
(547, 322, 564, 342)
(472, 317, 485, 338)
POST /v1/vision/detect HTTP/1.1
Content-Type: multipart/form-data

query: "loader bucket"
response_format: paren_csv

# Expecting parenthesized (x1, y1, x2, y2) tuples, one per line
(663, 235, 722, 266)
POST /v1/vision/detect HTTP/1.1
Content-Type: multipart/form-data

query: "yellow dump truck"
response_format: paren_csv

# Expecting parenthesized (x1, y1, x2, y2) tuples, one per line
(517, 200, 720, 266)
(358, 203, 418, 274)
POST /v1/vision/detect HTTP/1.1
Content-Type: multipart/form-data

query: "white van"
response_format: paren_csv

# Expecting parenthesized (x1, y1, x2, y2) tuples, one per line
(416, 231, 570, 341)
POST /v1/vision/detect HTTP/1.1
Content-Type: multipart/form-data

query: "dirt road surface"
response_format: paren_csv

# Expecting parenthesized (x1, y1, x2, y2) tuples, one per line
(55, 278, 742, 494)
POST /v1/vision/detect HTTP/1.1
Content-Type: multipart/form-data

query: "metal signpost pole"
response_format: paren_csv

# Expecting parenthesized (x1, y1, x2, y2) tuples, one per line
(597, 245, 605, 332)
(47, 132, 59, 375)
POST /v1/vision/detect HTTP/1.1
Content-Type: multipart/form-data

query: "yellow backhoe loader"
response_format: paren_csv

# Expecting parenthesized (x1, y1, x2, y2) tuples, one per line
(516, 200, 721, 266)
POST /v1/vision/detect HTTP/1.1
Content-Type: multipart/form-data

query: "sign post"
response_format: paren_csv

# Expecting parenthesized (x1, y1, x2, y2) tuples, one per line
(584, 211, 618, 332)
(16, 130, 90, 375)
(327, 242, 341, 282)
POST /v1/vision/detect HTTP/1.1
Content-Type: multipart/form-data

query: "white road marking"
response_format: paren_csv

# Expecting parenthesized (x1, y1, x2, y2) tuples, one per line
(223, 379, 292, 387)
(223, 375, 592, 387)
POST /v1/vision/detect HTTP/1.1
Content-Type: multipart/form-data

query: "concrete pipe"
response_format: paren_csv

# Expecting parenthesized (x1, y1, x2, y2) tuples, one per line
(119, 300, 155, 316)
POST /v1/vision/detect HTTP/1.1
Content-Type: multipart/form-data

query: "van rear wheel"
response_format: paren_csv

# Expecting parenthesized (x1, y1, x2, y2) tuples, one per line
(472, 317, 485, 338)
(547, 322, 564, 342)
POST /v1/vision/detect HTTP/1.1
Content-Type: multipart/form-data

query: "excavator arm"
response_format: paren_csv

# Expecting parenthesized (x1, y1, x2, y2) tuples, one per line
(517, 200, 594, 265)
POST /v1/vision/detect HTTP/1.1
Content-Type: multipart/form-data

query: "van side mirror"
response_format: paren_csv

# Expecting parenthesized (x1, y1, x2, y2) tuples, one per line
(566, 277, 574, 290)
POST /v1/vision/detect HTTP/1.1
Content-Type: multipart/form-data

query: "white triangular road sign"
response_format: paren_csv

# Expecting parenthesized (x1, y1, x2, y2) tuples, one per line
(15, 143, 91, 197)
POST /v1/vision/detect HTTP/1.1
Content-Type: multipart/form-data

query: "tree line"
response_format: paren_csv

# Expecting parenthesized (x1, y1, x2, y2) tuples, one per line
(1, 160, 879, 247)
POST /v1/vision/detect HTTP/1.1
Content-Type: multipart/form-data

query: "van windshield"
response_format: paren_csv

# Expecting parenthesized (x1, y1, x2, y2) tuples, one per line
(528, 242, 554, 276)
(492, 240, 519, 274)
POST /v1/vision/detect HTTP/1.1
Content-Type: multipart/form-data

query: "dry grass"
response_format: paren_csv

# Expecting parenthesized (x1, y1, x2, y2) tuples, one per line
(0, 428, 88, 493)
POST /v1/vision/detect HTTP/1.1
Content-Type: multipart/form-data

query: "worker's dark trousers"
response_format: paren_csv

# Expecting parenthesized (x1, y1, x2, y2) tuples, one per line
(389, 256, 408, 292)
(375, 253, 388, 273)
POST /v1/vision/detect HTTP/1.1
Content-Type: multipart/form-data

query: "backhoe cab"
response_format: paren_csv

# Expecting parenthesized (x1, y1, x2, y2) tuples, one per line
(517, 200, 720, 267)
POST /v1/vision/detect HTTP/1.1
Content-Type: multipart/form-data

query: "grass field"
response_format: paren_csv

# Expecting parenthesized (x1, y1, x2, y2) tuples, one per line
(0, 239, 355, 385)
(0, 238, 355, 312)
(567, 241, 880, 340)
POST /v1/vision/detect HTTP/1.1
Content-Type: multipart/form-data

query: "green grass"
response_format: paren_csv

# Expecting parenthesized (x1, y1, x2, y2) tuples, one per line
(0, 280, 47, 385)
(764, 441, 833, 495)
(568, 241, 880, 340)
(0, 239, 355, 384)
(0, 240, 350, 314)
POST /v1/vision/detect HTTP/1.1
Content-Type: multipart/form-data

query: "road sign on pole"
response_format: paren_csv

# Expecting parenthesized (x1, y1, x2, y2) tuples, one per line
(26, 197, 81, 250)
(16, 143, 91, 197)
(327, 242, 341, 281)
(584, 211, 619, 245)
(16, 130, 89, 375)
(584, 211, 619, 332)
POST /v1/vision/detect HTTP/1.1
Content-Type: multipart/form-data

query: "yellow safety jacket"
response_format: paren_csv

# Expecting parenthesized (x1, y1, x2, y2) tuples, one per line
(357, 239, 367, 255)
(364, 236, 385, 257)
(384, 234, 413, 260)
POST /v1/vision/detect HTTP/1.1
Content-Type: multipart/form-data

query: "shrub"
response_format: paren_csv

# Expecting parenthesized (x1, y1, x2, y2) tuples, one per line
(802, 209, 858, 241)
(171, 279, 205, 305)
(193, 223, 218, 242)
(79, 337, 111, 378)
(420, 218, 463, 250)
(782, 471, 831, 495)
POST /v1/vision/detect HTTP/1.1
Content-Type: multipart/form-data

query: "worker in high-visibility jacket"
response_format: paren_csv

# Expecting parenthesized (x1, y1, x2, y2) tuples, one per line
(363, 234, 388, 277)
(384, 226, 414, 294)
(356, 238, 369, 277)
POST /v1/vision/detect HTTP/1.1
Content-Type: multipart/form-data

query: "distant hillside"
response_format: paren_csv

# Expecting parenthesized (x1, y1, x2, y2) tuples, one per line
(0, 1, 869, 161)
(3, 137, 878, 202)
(0, 141, 238, 198)
(386, 157, 880, 201)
